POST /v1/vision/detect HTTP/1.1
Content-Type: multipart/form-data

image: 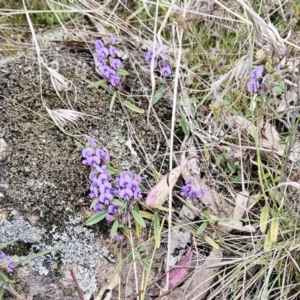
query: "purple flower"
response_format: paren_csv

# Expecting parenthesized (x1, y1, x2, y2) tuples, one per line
(89, 182, 99, 198)
(247, 65, 264, 93)
(109, 45, 118, 57)
(211, 48, 216, 56)
(101, 65, 113, 79)
(189, 188, 205, 198)
(196, 210, 202, 219)
(110, 74, 121, 87)
(96, 58, 106, 67)
(111, 58, 121, 70)
(95, 40, 104, 49)
(86, 136, 98, 148)
(146, 49, 153, 62)
(93, 201, 105, 212)
(119, 188, 134, 200)
(160, 62, 172, 77)
(99, 192, 113, 205)
(108, 205, 119, 215)
(251, 65, 264, 80)
(83, 154, 101, 167)
(247, 78, 260, 93)
(0, 251, 14, 272)
(106, 214, 113, 222)
(181, 180, 205, 198)
(96, 47, 109, 58)
(82, 148, 93, 158)
(115, 234, 121, 242)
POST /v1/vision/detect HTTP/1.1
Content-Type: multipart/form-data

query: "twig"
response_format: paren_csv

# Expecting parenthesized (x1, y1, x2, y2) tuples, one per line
(0, 283, 28, 300)
(70, 269, 84, 300)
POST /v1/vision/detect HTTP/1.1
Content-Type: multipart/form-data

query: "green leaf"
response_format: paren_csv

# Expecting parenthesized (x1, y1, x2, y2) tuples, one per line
(15, 247, 62, 266)
(197, 221, 208, 234)
(180, 118, 189, 135)
(123, 101, 144, 113)
(216, 154, 223, 167)
(230, 174, 242, 183)
(87, 79, 107, 88)
(110, 220, 119, 240)
(117, 69, 130, 75)
(111, 199, 126, 207)
(138, 211, 154, 220)
(131, 210, 146, 228)
(0, 271, 9, 284)
(0, 287, 3, 300)
(106, 165, 119, 175)
(110, 91, 117, 112)
(151, 86, 167, 105)
(90, 198, 99, 210)
(86, 211, 107, 226)
(226, 161, 236, 172)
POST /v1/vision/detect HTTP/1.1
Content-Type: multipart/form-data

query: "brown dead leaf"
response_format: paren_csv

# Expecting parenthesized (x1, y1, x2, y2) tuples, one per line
(146, 157, 196, 207)
(233, 191, 249, 219)
(261, 121, 284, 151)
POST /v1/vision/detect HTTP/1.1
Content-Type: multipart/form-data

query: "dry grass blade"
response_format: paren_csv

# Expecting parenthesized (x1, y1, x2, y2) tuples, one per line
(46, 107, 84, 128)
(234, 0, 286, 56)
(209, 54, 250, 97)
(46, 66, 72, 93)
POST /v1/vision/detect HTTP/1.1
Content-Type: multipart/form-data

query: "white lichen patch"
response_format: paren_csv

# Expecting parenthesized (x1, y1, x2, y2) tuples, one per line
(0, 215, 109, 293)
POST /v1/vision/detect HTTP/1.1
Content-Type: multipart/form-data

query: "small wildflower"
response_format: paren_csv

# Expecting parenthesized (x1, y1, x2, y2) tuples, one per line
(109, 45, 118, 57)
(110, 74, 121, 87)
(196, 210, 202, 219)
(115, 234, 121, 243)
(86, 136, 98, 148)
(106, 214, 113, 222)
(96, 47, 109, 58)
(181, 179, 205, 198)
(146, 49, 153, 62)
(97, 58, 106, 67)
(247, 65, 264, 93)
(111, 58, 122, 70)
(95, 40, 104, 49)
(160, 62, 172, 77)
(0, 251, 15, 272)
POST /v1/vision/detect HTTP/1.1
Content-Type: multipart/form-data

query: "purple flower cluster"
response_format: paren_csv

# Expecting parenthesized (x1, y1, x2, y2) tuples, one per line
(247, 65, 264, 93)
(94, 36, 122, 87)
(0, 250, 15, 272)
(145, 49, 172, 77)
(116, 171, 142, 201)
(180, 179, 205, 198)
(82, 136, 142, 241)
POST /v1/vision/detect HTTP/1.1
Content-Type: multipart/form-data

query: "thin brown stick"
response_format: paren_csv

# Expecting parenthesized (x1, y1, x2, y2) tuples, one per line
(0, 283, 28, 300)
(70, 269, 84, 300)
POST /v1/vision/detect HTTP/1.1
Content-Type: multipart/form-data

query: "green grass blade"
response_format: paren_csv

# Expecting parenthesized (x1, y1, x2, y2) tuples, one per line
(15, 247, 62, 266)
(123, 101, 144, 113)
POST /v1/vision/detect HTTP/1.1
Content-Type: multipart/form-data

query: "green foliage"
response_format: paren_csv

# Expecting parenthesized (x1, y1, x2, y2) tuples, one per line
(151, 86, 167, 105)
(86, 211, 108, 226)
(123, 101, 144, 113)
